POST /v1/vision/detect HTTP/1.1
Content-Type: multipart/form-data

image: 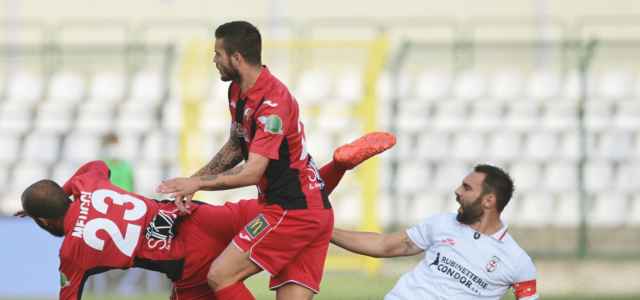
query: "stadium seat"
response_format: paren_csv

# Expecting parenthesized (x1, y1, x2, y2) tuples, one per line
(376, 71, 412, 102)
(51, 161, 81, 184)
(414, 69, 451, 101)
(88, 71, 126, 102)
(516, 192, 554, 227)
(306, 131, 335, 163)
(616, 162, 640, 192)
(417, 131, 449, 161)
(334, 68, 363, 103)
(134, 161, 164, 195)
(595, 69, 634, 100)
(61, 132, 102, 163)
(585, 100, 613, 132)
(161, 98, 182, 134)
(504, 101, 540, 131)
(627, 195, 640, 225)
(541, 101, 577, 131)
(544, 162, 577, 193)
(523, 131, 558, 161)
(489, 69, 525, 101)
(200, 100, 231, 134)
(142, 130, 179, 163)
(526, 69, 562, 101)
(453, 70, 487, 101)
(468, 101, 504, 131)
(397, 164, 430, 195)
(0, 101, 33, 135)
(397, 101, 429, 133)
(295, 69, 332, 105)
(553, 192, 580, 227)
(614, 100, 640, 131)
(208, 79, 231, 102)
(412, 192, 446, 222)
(433, 162, 469, 192)
(0, 134, 21, 164)
(6, 71, 43, 104)
(116, 102, 157, 134)
(48, 71, 86, 104)
(590, 192, 628, 227)
(597, 131, 632, 161)
(10, 161, 49, 191)
(34, 101, 74, 133)
(130, 70, 165, 104)
(562, 71, 581, 100)
(0, 189, 22, 216)
(433, 100, 469, 131)
(558, 131, 597, 162)
(22, 131, 61, 164)
(316, 103, 353, 134)
(486, 131, 522, 161)
(450, 132, 485, 161)
(114, 133, 142, 162)
(584, 160, 614, 193)
(508, 161, 542, 193)
(75, 101, 116, 134)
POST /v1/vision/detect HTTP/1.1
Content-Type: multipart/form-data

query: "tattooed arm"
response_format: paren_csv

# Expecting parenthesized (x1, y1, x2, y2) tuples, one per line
(194, 151, 269, 191)
(331, 229, 424, 258)
(191, 126, 244, 177)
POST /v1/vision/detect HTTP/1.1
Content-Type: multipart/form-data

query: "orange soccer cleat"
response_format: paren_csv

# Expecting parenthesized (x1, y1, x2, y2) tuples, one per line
(333, 131, 397, 170)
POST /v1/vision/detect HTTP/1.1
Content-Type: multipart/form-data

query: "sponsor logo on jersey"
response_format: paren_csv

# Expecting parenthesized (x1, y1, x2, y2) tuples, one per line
(238, 232, 252, 242)
(485, 255, 501, 273)
(145, 209, 178, 251)
(429, 253, 489, 294)
(245, 214, 270, 238)
(258, 115, 283, 134)
(439, 238, 457, 246)
(60, 271, 70, 288)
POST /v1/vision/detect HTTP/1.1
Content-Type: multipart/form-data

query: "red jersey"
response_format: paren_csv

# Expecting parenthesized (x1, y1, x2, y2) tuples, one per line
(228, 66, 331, 210)
(57, 161, 258, 299)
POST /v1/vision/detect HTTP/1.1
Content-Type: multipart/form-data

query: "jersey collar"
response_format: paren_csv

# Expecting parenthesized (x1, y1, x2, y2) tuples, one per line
(239, 65, 272, 102)
(490, 222, 509, 242)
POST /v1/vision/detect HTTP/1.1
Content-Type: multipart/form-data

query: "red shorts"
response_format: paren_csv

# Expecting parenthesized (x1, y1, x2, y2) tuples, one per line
(170, 283, 214, 300)
(232, 204, 334, 293)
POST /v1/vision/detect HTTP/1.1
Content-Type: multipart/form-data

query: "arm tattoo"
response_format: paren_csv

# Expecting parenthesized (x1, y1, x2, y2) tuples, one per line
(200, 165, 245, 190)
(193, 135, 243, 177)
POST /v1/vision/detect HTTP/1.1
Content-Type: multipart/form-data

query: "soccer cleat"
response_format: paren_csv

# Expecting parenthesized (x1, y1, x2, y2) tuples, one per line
(333, 131, 396, 170)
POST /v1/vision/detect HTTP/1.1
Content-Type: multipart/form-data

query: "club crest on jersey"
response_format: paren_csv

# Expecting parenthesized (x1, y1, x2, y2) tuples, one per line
(258, 115, 283, 134)
(486, 255, 501, 273)
(245, 214, 269, 238)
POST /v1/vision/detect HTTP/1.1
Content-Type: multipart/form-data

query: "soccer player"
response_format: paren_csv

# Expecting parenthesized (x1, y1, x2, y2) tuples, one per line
(16, 132, 395, 300)
(157, 20, 380, 300)
(331, 164, 539, 300)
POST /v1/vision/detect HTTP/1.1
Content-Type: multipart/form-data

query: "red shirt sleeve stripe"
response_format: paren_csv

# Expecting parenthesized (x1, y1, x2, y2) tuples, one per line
(513, 279, 537, 299)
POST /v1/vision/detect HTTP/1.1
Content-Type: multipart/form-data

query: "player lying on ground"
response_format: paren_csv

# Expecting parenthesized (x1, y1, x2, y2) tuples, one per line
(332, 164, 539, 300)
(15, 132, 396, 300)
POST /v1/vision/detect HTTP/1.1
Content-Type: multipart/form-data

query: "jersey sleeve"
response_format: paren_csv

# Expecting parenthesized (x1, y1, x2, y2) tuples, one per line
(249, 99, 287, 160)
(62, 160, 110, 194)
(59, 260, 87, 300)
(512, 254, 539, 300)
(405, 215, 439, 250)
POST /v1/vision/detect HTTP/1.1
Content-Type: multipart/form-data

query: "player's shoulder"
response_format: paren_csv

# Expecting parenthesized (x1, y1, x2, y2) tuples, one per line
(501, 232, 534, 262)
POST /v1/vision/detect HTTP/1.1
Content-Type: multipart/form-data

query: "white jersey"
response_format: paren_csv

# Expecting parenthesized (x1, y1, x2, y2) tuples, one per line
(385, 213, 538, 300)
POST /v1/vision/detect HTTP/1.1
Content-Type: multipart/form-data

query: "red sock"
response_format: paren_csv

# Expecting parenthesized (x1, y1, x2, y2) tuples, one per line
(320, 160, 346, 195)
(214, 282, 255, 300)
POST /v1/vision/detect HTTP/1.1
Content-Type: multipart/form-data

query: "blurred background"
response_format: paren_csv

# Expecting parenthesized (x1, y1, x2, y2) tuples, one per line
(2, 0, 640, 299)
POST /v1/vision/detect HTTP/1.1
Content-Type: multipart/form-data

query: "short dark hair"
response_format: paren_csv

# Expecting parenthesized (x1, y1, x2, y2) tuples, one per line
(474, 164, 514, 212)
(21, 179, 70, 219)
(215, 21, 262, 66)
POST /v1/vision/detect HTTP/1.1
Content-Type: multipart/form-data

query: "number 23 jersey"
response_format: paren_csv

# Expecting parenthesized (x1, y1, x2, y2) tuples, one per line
(57, 161, 186, 300)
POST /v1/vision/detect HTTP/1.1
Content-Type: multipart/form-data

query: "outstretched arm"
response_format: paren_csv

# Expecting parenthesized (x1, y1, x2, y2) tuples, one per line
(331, 228, 423, 258)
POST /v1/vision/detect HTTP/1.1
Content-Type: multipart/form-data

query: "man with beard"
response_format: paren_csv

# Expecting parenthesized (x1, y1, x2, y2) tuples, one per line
(331, 164, 539, 300)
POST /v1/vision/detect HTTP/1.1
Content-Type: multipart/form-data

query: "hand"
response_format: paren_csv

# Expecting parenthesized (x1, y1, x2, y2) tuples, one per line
(13, 210, 28, 218)
(156, 177, 201, 214)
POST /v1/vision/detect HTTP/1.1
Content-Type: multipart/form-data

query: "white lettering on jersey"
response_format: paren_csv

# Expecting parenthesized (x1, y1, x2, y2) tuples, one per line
(263, 100, 278, 107)
(71, 189, 149, 257)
